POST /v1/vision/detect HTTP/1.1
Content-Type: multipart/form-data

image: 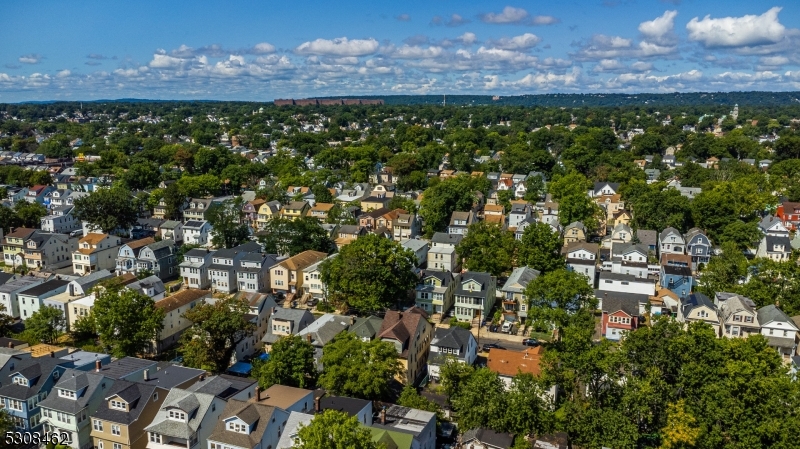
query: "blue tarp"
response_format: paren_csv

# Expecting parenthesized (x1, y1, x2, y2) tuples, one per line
(227, 362, 253, 375)
(258, 353, 270, 361)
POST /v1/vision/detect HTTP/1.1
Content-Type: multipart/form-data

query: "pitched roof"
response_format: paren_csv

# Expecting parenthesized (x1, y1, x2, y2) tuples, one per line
(38, 369, 108, 414)
(155, 289, 210, 312)
(6, 227, 37, 239)
(257, 384, 313, 410)
(431, 326, 473, 352)
(562, 241, 599, 256)
(681, 293, 716, 316)
(757, 304, 796, 327)
(186, 374, 255, 400)
(276, 250, 328, 271)
(501, 266, 540, 293)
(79, 233, 110, 245)
(319, 395, 370, 416)
(487, 346, 544, 378)
(208, 400, 280, 448)
(349, 316, 384, 340)
(93, 380, 162, 425)
(462, 428, 514, 448)
(145, 389, 216, 439)
(126, 237, 156, 253)
(378, 307, 429, 355)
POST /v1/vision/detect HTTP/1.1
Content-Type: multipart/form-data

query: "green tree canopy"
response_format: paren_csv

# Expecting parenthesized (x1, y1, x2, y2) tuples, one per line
(92, 281, 165, 357)
(318, 332, 402, 400)
(320, 234, 416, 311)
(418, 175, 487, 237)
(252, 335, 317, 389)
(180, 295, 254, 372)
(207, 197, 250, 249)
(456, 222, 516, 276)
(257, 217, 333, 256)
(25, 305, 66, 344)
(292, 409, 381, 449)
(73, 186, 139, 233)
(517, 222, 564, 273)
(525, 268, 596, 336)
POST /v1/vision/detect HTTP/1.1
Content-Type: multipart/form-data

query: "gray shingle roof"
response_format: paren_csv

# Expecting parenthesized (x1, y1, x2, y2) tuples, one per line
(349, 316, 384, 340)
(501, 266, 540, 293)
(39, 369, 108, 414)
(757, 304, 793, 326)
(145, 389, 217, 439)
(209, 400, 280, 448)
(93, 380, 162, 425)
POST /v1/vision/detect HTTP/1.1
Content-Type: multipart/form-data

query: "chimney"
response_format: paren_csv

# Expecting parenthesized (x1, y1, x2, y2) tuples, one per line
(143, 369, 150, 381)
(306, 334, 312, 343)
(95, 359, 102, 372)
(199, 374, 205, 382)
(380, 407, 386, 425)
(254, 386, 261, 402)
(7, 342, 13, 349)
(314, 396, 321, 413)
(50, 351, 55, 358)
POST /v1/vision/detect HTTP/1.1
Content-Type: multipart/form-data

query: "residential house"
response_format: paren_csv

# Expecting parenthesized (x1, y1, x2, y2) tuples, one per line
(116, 237, 156, 275)
(25, 185, 55, 204)
(0, 277, 46, 318)
(135, 240, 177, 280)
(152, 289, 211, 355)
(757, 234, 792, 262)
(152, 196, 188, 220)
(487, 346, 556, 400)
(318, 396, 372, 425)
(144, 388, 225, 449)
(187, 374, 257, 402)
(261, 308, 315, 348)
(757, 305, 799, 360)
(776, 201, 800, 231)
(255, 201, 282, 230)
(21, 231, 75, 270)
(602, 223, 633, 249)
(255, 384, 315, 414)
(677, 293, 721, 335)
(40, 206, 80, 234)
(17, 279, 70, 321)
(453, 272, 497, 322)
(636, 229, 658, 253)
(358, 208, 391, 231)
(563, 222, 586, 245)
(183, 221, 212, 247)
(206, 400, 288, 449)
(427, 326, 477, 381)
(659, 227, 686, 256)
(68, 294, 97, 330)
(126, 276, 166, 301)
(159, 221, 183, 244)
(600, 294, 642, 340)
(269, 250, 327, 295)
(610, 243, 650, 279)
(718, 295, 760, 338)
(590, 182, 620, 198)
(598, 272, 655, 296)
(611, 209, 632, 228)
(90, 380, 169, 449)
(236, 254, 277, 293)
(309, 203, 334, 222)
(276, 412, 314, 449)
(370, 403, 437, 449)
(563, 242, 599, 287)
(447, 211, 475, 235)
(507, 202, 532, 229)
(660, 264, 693, 299)
(72, 233, 121, 275)
(760, 215, 790, 237)
(415, 271, 457, 316)
(296, 314, 351, 367)
(281, 201, 310, 221)
(378, 306, 433, 385)
(301, 255, 333, 301)
(393, 213, 421, 241)
(427, 233, 462, 272)
(349, 316, 384, 342)
(0, 357, 72, 433)
(361, 195, 391, 212)
(39, 368, 115, 449)
(595, 194, 625, 223)
(684, 228, 712, 271)
(242, 199, 265, 229)
(180, 248, 215, 290)
(183, 198, 216, 222)
(208, 242, 262, 294)
(460, 428, 514, 449)
(500, 266, 540, 319)
(334, 225, 366, 249)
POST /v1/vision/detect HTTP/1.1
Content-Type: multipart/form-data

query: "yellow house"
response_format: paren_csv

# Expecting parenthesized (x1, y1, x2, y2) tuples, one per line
(309, 203, 334, 222)
(91, 382, 171, 449)
(256, 200, 282, 230)
(281, 201, 310, 221)
(269, 250, 328, 294)
(564, 222, 587, 245)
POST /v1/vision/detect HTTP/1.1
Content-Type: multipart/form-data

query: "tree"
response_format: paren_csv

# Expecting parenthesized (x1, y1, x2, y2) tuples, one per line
(525, 268, 596, 336)
(397, 385, 440, 413)
(661, 400, 701, 449)
(517, 222, 564, 273)
(207, 197, 250, 249)
(180, 295, 254, 372)
(318, 332, 402, 400)
(719, 220, 762, 251)
(73, 186, 138, 233)
(524, 175, 546, 202)
(320, 234, 416, 311)
(257, 217, 333, 256)
(161, 182, 186, 220)
(450, 368, 507, 431)
(456, 222, 516, 276)
(501, 373, 552, 436)
(439, 356, 475, 401)
(25, 305, 65, 344)
(92, 282, 164, 357)
(0, 205, 16, 233)
(13, 201, 47, 228)
(697, 242, 748, 297)
(292, 409, 379, 449)
(0, 304, 13, 337)
(418, 175, 484, 237)
(252, 335, 317, 389)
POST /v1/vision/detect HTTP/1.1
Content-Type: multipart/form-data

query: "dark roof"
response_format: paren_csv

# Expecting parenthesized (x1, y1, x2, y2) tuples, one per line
(38, 369, 107, 414)
(97, 357, 157, 380)
(185, 248, 214, 258)
(138, 364, 205, 389)
(0, 357, 71, 400)
(186, 374, 255, 400)
(662, 265, 692, 277)
(431, 232, 463, 246)
(462, 428, 514, 448)
(455, 271, 495, 297)
(213, 241, 261, 259)
(681, 293, 716, 316)
(600, 295, 641, 316)
(208, 400, 279, 448)
(319, 396, 370, 417)
(92, 380, 163, 425)
(0, 272, 13, 286)
(18, 279, 69, 297)
(757, 304, 793, 326)
(183, 220, 207, 228)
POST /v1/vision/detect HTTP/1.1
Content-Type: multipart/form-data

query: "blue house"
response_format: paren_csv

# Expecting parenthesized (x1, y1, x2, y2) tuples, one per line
(0, 357, 72, 431)
(660, 265, 693, 299)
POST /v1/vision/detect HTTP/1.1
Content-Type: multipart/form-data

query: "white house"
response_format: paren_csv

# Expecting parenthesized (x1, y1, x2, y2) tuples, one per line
(183, 220, 212, 246)
(757, 304, 799, 360)
(598, 272, 655, 296)
(427, 326, 477, 381)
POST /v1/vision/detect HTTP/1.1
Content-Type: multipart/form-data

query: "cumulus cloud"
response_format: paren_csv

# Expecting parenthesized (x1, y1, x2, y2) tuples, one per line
(456, 32, 478, 45)
(56, 70, 71, 78)
(18, 54, 42, 64)
(686, 7, 786, 48)
(295, 37, 379, 56)
(396, 14, 410, 22)
(479, 7, 559, 26)
(489, 33, 541, 50)
(431, 14, 470, 27)
(249, 43, 276, 54)
(573, 11, 679, 61)
(638, 10, 677, 45)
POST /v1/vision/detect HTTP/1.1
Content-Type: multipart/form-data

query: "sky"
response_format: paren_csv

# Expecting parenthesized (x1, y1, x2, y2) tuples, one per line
(1, 0, 799, 102)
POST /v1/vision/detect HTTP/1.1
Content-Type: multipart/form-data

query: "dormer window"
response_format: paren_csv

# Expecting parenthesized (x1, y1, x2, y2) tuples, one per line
(110, 399, 126, 410)
(168, 410, 186, 421)
(58, 389, 76, 399)
(228, 422, 249, 433)
(12, 377, 28, 386)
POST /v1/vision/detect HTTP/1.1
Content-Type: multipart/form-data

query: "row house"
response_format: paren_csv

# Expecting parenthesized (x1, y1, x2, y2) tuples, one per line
(428, 232, 461, 272)
(144, 388, 225, 449)
(564, 242, 599, 288)
(500, 266, 539, 319)
(269, 250, 328, 295)
(72, 233, 121, 275)
(256, 200, 282, 230)
(453, 272, 497, 322)
(180, 248, 214, 290)
(756, 215, 792, 261)
(209, 242, 263, 294)
(0, 277, 45, 318)
(17, 279, 70, 320)
(415, 271, 457, 316)
(236, 253, 279, 293)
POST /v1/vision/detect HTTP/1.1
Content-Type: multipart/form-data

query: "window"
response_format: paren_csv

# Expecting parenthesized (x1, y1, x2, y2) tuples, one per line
(98, 443, 104, 449)
(110, 399, 125, 410)
(93, 419, 103, 431)
(8, 399, 22, 411)
(745, 316, 753, 323)
(169, 410, 186, 421)
(149, 433, 162, 444)
(58, 389, 76, 399)
(113, 444, 122, 449)
(111, 425, 121, 436)
(12, 377, 28, 386)
(228, 422, 248, 433)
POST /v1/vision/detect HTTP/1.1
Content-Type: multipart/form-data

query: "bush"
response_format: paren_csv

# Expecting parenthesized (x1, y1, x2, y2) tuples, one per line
(316, 302, 335, 313)
(449, 318, 471, 330)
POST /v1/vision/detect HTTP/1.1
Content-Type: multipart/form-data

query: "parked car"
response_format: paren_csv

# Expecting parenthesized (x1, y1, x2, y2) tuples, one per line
(501, 321, 513, 333)
(482, 343, 504, 352)
(522, 338, 539, 347)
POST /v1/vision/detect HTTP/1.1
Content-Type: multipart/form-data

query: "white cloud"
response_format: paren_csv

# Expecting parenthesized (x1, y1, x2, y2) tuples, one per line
(530, 15, 559, 26)
(759, 55, 788, 67)
(457, 32, 478, 45)
(56, 70, 71, 78)
(480, 6, 528, 24)
(19, 54, 42, 64)
(149, 53, 186, 69)
(490, 33, 541, 50)
(390, 45, 445, 59)
(251, 43, 276, 54)
(638, 10, 677, 44)
(295, 37, 379, 56)
(686, 7, 786, 48)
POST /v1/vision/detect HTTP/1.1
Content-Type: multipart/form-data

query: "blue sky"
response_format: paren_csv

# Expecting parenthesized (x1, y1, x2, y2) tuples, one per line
(1, 0, 799, 101)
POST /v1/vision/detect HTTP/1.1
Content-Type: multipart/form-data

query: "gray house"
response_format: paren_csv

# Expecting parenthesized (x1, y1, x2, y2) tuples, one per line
(684, 228, 712, 272)
(136, 239, 177, 280)
(262, 308, 316, 348)
(180, 248, 215, 289)
(209, 242, 262, 294)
